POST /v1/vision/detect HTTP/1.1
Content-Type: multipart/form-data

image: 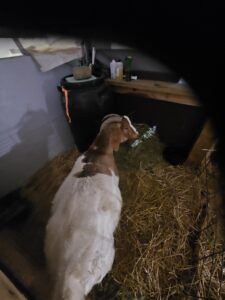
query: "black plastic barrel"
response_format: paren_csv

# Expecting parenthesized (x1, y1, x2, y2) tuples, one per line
(59, 75, 115, 152)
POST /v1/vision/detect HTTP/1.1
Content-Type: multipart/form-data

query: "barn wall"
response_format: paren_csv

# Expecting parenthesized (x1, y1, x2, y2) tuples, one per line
(0, 55, 75, 197)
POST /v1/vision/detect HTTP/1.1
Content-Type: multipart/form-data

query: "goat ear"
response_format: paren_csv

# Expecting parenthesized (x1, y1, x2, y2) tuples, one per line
(121, 117, 129, 137)
(121, 116, 127, 123)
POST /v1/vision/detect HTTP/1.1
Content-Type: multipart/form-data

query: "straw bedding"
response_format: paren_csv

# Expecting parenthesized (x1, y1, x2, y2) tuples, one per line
(21, 124, 224, 299)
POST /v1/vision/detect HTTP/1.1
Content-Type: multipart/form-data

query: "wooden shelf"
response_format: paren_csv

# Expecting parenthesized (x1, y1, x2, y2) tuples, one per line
(106, 79, 200, 107)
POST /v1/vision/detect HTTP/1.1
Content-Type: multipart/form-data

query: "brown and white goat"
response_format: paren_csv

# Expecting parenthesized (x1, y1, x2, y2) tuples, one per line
(44, 114, 139, 300)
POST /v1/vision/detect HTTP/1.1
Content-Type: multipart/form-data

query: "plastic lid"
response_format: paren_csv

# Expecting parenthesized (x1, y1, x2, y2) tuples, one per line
(60, 74, 105, 90)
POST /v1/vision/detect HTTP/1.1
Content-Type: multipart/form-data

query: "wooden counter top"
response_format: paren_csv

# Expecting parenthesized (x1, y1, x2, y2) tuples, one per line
(106, 79, 200, 107)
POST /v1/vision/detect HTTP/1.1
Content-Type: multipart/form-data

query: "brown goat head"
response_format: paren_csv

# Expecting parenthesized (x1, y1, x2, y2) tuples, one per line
(98, 114, 139, 152)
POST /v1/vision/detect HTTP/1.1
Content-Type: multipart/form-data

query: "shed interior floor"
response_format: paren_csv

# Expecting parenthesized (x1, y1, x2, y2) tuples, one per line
(0, 137, 223, 300)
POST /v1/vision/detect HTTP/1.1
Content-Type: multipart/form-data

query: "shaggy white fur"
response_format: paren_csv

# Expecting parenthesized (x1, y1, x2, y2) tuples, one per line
(45, 155, 122, 300)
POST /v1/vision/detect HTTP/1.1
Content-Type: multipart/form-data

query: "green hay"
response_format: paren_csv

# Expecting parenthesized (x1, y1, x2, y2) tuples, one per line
(114, 123, 166, 170)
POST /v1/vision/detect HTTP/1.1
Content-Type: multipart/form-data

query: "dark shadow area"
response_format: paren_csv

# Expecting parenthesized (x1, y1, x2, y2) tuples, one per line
(94, 48, 180, 82)
(113, 93, 208, 165)
(0, 188, 31, 229)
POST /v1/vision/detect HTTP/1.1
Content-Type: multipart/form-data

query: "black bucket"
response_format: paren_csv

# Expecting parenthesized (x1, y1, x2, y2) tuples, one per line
(58, 75, 114, 152)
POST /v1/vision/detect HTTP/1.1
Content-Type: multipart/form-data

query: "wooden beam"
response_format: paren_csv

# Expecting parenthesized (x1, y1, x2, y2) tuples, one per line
(0, 271, 27, 300)
(0, 230, 51, 300)
(185, 120, 216, 166)
(106, 79, 201, 107)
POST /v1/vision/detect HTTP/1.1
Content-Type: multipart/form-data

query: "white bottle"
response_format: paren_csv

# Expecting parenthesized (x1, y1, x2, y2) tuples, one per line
(110, 59, 117, 79)
(116, 61, 123, 80)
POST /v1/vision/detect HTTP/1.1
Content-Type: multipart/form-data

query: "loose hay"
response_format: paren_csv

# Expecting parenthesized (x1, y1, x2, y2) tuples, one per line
(189, 156, 225, 300)
(21, 124, 225, 299)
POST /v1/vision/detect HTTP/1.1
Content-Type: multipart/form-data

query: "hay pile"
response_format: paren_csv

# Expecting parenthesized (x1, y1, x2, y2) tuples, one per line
(194, 210, 225, 300)
(21, 124, 224, 299)
(109, 125, 204, 299)
(189, 158, 225, 300)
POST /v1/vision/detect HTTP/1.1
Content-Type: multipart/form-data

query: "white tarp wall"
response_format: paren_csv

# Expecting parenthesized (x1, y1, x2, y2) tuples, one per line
(0, 40, 76, 197)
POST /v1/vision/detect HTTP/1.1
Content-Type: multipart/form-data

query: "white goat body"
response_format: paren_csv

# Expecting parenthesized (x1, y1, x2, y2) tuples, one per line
(45, 155, 121, 300)
(45, 115, 138, 300)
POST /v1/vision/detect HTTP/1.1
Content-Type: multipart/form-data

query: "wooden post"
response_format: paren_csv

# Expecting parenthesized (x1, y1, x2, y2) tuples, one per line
(185, 120, 216, 166)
